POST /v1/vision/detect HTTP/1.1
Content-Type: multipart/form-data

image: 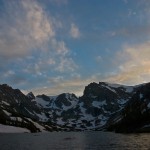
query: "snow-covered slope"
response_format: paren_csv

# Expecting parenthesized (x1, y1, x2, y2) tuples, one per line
(106, 82, 150, 133)
(0, 82, 147, 132)
(0, 124, 30, 133)
(29, 82, 137, 130)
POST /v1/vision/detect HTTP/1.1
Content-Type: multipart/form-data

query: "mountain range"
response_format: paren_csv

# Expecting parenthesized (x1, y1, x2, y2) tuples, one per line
(0, 82, 150, 133)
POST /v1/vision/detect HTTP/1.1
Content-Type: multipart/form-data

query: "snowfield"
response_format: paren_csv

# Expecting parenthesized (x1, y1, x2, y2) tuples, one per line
(0, 124, 30, 133)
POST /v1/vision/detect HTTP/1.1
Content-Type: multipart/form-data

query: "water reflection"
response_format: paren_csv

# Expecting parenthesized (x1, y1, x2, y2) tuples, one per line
(0, 132, 150, 150)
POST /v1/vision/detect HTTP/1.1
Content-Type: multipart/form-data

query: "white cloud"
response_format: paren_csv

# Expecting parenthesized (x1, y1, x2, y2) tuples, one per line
(71, 73, 81, 78)
(0, 0, 78, 74)
(55, 57, 78, 72)
(107, 42, 150, 85)
(47, 58, 56, 65)
(22, 0, 55, 41)
(0, 0, 55, 59)
(70, 23, 80, 39)
(49, 76, 64, 84)
(51, 39, 69, 55)
(30, 78, 86, 96)
(30, 74, 102, 96)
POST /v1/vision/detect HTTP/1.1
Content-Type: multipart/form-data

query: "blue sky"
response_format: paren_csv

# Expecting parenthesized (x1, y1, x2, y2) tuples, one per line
(1, 0, 150, 96)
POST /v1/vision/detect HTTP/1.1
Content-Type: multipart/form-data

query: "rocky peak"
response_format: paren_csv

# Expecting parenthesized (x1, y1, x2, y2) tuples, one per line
(54, 93, 78, 108)
(1, 82, 150, 133)
(83, 82, 98, 95)
(0, 84, 14, 93)
(36, 94, 50, 101)
(26, 92, 35, 100)
(0, 84, 25, 99)
(83, 82, 119, 99)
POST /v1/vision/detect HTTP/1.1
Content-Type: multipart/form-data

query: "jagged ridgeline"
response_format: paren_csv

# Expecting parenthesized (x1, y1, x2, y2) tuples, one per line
(0, 82, 150, 133)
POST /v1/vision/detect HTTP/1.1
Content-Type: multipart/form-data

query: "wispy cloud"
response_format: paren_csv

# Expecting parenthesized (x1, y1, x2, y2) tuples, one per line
(0, 0, 55, 59)
(51, 39, 69, 56)
(3, 70, 15, 78)
(29, 74, 102, 96)
(70, 23, 80, 39)
(55, 57, 78, 72)
(1, 70, 27, 86)
(107, 42, 150, 85)
(96, 55, 103, 62)
(0, 0, 78, 79)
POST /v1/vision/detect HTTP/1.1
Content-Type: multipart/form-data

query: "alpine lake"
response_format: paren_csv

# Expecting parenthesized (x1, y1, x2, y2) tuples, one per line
(0, 131, 150, 150)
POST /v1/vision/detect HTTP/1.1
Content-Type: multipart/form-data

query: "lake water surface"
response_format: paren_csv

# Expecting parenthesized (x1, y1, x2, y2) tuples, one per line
(0, 131, 150, 150)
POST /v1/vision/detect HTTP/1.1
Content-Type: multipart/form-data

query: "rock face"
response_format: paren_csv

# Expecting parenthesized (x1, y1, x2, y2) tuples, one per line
(0, 84, 65, 132)
(78, 82, 133, 129)
(26, 92, 35, 100)
(0, 84, 40, 132)
(107, 83, 150, 133)
(0, 82, 150, 133)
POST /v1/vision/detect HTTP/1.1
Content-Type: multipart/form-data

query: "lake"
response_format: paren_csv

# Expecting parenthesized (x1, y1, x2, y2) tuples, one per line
(0, 131, 150, 150)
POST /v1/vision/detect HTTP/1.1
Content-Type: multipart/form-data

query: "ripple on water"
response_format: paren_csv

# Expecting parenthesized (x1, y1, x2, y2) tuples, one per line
(0, 132, 150, 150)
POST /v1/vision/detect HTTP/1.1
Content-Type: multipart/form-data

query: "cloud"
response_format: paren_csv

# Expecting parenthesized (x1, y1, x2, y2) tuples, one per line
(30, 78, 88, 96)
(0, 0, 55, 59)
(3, 70, 15, 78)
(51, 39, 69, 55)
(22, 0, 55, 41)
(47, 58, 56, 65)
(55, 57, 78, 72)
(70, 23, 80, 39)
(1, 71, 27, 86)
(29, 74, 102, 96)
(107, 42, 150, 85)
(0, 0, 71, 58)
(10, 75, 27, 85)
(96, 55, 102, 62)
(0, 0, 78, 76)
(49, 76, 64, 84)
(22, 54, 78, 76)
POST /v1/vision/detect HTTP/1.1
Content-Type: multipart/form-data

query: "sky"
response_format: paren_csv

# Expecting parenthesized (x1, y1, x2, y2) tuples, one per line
(1, 0, 150, 96)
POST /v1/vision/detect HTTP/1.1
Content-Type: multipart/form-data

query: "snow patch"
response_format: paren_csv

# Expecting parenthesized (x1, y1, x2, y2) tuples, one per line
(56, 118, 65, 125)
(34, 112, 48, 122)
(106, 83, 134, 93)
(101, 85, 117, 93)
(92, 100, 107, 108)
(0, 124, 30, 133)
(35, 97, 50, 108)
(25, 108, 35, 115)
(106, 83, 123, 88)
(142, 124, 150, 128)
(2, 101, 10, 106)
(118, 99, 126, 105)
(26, 118, 46, 132)
(49, 95, 58, 101)
(147, 102, 150, 109)
(112, 115, 123, 123)
(10, 117, 23, 122)
(90, 95, 98, 99)
(140, 93, 143, 99)
(3, 110, 11, 116)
